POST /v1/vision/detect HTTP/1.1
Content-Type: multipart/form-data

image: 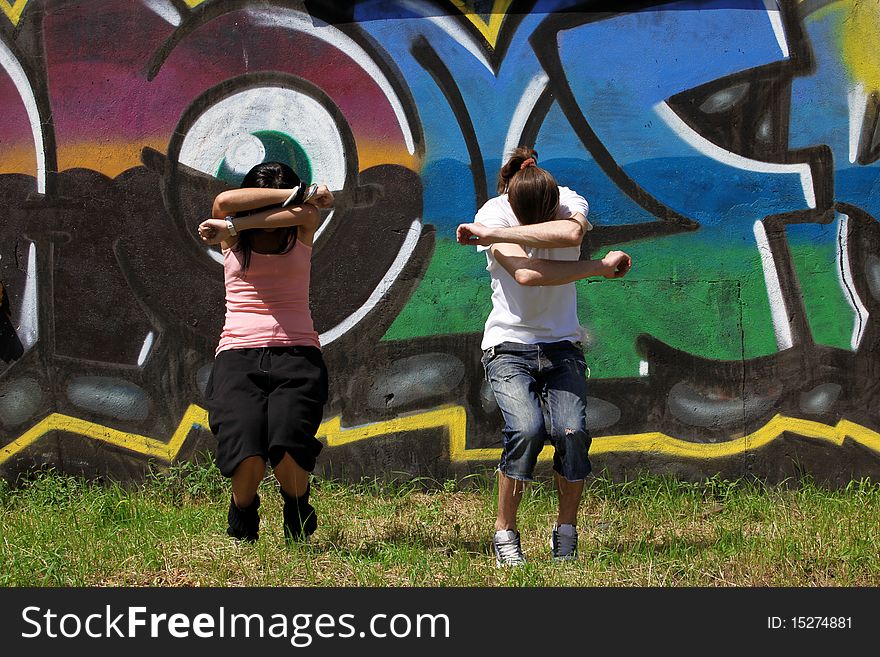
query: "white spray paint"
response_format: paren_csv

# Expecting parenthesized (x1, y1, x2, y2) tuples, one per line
(762, 0, 790, 59)
(836, 212, 869, 350)
(18, 241, 39, 349)
(848, 83, 869, 164)
(503, 72, 550, 160)
(142, 0, 181, 26)
(753, 220, 794, 350)
(0, 39, 46, 194)
(248, 6, 416, 154)
(319, 220, 423, 345)
(137, 331, 156, 367)
(654, 101, 815, 208)
(399, 0, 494, 75)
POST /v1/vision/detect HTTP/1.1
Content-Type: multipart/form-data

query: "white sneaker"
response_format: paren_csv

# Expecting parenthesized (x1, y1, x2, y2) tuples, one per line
(551, 523, 578, 561)
(493, 529, 527, 567)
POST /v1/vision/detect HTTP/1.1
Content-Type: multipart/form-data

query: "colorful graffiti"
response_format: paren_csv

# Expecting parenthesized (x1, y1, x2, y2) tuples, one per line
(1, 0, 879, 486)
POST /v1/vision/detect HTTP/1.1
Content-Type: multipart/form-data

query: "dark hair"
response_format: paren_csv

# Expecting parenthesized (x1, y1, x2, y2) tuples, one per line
(497, 147, 559, 225)
(235, 161, 301, 272)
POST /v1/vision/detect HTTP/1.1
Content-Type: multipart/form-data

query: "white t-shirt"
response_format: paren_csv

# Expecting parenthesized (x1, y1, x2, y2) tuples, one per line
(475, 186, 590, 350)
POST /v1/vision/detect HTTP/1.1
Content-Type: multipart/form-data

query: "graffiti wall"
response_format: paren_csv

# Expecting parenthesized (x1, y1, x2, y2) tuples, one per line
(1, 0, 879, 486)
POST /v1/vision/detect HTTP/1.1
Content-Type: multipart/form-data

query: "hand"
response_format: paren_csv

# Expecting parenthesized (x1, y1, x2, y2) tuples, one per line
(306, 184, 334, 209)
(456, 223, 494, 246)
(601, 250, 631, 278)
(198, 218, 230, 245)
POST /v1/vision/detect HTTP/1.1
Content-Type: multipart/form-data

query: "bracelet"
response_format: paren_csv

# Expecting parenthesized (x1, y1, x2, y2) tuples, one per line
(281, 184, 303, 208)
(224, 216, 237, 236)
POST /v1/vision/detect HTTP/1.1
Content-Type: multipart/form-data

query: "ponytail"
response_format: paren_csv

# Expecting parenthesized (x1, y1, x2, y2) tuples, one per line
(497, 146, 538, 194)
(498, 147, 559, 225)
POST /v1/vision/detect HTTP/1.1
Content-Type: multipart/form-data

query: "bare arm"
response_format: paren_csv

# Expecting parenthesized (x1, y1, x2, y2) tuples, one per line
(491, 242, 631, 286)
(198, 185, 333, 248)
(456, 213, 589, 249)
(211, 187, 293, 217)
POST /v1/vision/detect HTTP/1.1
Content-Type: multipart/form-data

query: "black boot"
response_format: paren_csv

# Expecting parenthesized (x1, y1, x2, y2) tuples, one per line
(281, 484, 317, 543)
(227, 493, 260, 542)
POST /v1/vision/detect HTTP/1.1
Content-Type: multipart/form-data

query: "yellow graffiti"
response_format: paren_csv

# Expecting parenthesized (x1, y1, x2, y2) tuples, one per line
(55, 138, 169, 180)
(0, 405, 209, 465)
(319, 405, 467, 450)
(181, 0, 512, 48)
(585, 415, 880, 460)
(0, 0, 29, 27)
(449, 0, 513, 49)
(4, 403, 880, 470)
(834, 0, 880, 92)
(318, 407, 880, 463)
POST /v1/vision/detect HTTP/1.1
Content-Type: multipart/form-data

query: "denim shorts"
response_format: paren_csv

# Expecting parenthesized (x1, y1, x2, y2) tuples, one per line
(481, 341, 591, 482)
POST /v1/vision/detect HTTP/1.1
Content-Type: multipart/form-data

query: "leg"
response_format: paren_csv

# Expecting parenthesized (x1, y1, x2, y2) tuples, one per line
(273, 451, 317, 542)
(543, 344, 591, 560)
(272, 450, 310, 498)
(267, 347, 328, 542)
(543, 344, 592, 519)
(496, 470, 527, 532)
(232, 455, 267, 507)
(485, 351, 547, 532)
(205, 349, 270, 542)
(483, 346, 545, 566)
(226, 456, 266, 542)
(555, 472, 585, 526)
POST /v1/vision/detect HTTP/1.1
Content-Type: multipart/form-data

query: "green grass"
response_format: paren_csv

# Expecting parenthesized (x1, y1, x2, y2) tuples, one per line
(2, 462, 880, 587)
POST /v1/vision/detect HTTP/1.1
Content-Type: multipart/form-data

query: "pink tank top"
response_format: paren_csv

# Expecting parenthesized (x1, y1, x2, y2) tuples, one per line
(216, 240, 320, 355)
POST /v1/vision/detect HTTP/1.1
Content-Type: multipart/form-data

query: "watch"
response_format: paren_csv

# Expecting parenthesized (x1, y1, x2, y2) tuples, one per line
(225, 216, 237, 236)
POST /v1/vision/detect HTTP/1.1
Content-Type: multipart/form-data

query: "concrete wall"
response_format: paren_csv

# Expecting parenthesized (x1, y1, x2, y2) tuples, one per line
(2, 0, 879, 486)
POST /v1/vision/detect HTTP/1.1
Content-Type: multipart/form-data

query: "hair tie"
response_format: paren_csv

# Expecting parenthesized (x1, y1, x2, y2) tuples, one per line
(519, 157, 536, 170)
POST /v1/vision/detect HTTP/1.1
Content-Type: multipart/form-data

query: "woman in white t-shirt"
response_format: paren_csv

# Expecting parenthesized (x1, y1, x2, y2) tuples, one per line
(456, 146, 631, 567)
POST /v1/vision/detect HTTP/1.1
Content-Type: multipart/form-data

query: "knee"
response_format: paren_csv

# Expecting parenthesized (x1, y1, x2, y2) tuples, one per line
(507, 417, 546, 444)
(549, 423, 588, 445)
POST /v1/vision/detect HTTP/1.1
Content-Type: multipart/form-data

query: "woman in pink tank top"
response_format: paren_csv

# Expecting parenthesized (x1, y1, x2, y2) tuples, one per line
(197, 161, 333, 544)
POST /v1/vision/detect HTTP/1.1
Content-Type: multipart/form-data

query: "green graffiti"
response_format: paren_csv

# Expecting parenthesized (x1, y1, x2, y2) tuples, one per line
(216, 130, 312, 186)
(385, 232, 854, 378)
(791, 243, 854, 350)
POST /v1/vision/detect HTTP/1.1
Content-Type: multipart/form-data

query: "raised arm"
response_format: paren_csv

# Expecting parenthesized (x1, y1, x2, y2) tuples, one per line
(211, 187, 294, 217)
(457, 213, 589, 249)
(491, 242, 631, 286)
(198, 185, 334, 247)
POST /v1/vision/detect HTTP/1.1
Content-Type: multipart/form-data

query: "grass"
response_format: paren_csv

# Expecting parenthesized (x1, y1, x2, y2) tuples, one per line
(1, 460, 879, 587)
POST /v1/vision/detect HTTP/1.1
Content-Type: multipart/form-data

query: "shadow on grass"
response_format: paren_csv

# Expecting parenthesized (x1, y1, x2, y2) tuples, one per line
(315, 519, 492, 559)
(587, 536, 720, 560)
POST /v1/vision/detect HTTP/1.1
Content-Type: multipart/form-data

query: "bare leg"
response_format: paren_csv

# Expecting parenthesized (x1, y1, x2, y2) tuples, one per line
(231, 455, 266, 507)
(496, 471, 527, 532)
(272, 451, 311, 498)
(555, 472, 584, 526)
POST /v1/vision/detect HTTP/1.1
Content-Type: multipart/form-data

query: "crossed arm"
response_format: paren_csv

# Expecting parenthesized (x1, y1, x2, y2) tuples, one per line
(197, 185, 334, 248)
(456, 210, 629, 285)
(490, 242, 631, 286)
(456, 213, 589, 249)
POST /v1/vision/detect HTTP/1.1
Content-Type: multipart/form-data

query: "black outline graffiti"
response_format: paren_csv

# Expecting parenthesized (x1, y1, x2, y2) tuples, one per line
(2, 0, 880, 486)
(411, 35, 489, 207)
(0, 1, 57, 196)
(145, 0, 426, 161)
(529, 11, 699, 235)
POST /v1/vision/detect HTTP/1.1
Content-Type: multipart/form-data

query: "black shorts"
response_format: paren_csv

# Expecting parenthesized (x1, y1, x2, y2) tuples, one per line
(205, 346, 328, 477)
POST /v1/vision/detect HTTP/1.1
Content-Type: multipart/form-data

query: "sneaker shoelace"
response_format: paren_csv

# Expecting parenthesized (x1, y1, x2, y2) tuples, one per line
(553, 526, 578, 558)
(495, 533, 526, 565)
